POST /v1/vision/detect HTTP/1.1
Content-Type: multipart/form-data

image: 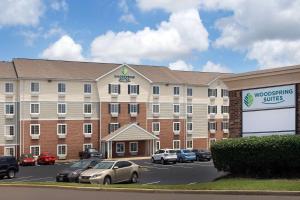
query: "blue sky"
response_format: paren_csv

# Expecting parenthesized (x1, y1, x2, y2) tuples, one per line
(1, 0, 300, 73)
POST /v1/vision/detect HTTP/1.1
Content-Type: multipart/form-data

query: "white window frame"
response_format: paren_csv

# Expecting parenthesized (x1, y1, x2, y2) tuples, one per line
(221, 105, 229, 114)
(30, 124, 40, 136)
(30, 103, 40, 114)
(173, 140, 180, 150)
(152, 85, 160, 95)
(129, 142, 138, 153)
(187, 105, 193, 114)
(116, 142, 125, 153)
(57, 124, 67, 135)
(84, 83, 92, 94)
(152, 104, 160, 114)
(173, 86, 180, 96)
(187, 122, 193, 132)
(152, 122, 160, 132)
(110, 84, 119, 95)
(129, 103, 138, 114)
(208, 105, 217, 114)
(209, 121, 216, 131)
(57, 144, 67, 156)
(186, 140, 193, 149)
(155, 141, 160, 151)
(110, 103, 119, 114)
(83, 103, 92, 114)
(4, 146, 15, 156)
(31, 82, 40, 93)
(173, 122, 180, 132)
(83, 123, 93, 134)
(5, 82, 14, 94)
(222, 89, 229, 97)
(129, 84, 138, 95)
(222, 121, 229, 130)
(173, 104, 180, 114)
(57, 103, 67, 114)
(4, 103, 14, 115)
(109, 123, 120, 133)
(208, 88, 217, 97)
(58, 82, 66, 93)
(4, 125, 15, 136)
(187, 87, 193, 97)
(30, 145, 40, 157)
(83, 143, 93, 151)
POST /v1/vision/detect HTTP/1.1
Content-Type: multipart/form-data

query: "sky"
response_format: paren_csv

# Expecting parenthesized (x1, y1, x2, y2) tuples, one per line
(1, 0, 300, 73)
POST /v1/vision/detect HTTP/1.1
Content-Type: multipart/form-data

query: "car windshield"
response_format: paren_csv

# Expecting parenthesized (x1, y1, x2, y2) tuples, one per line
(70, 160, 91, 169)
(168, 150, 176, 154)
(23, 154, 34, 158)
(183, 150, 191, 153)
(89, 149, 97, 153)
(93, 161, 114, 169)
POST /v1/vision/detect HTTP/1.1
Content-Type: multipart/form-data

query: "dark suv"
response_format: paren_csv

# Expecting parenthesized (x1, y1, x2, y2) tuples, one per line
(0, 156, 19, 179)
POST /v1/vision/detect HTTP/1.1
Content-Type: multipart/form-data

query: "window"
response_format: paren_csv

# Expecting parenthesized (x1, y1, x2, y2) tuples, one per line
(187, 105, 193, 114)
(5, 83, 13, 93)
(186, 140, 193, 149)
(173, 86, 180, 96)
(31, 82, 39, 93)
(152, 122, 160, 132)
(57, 124, 67, 135)
(109, 123, 120, 133)
(128, 103, 139, 114)
(5, 104, 14, 114)
(128, 84, 139, 95)
(109, 103, 120, 114)
(208, 105, 217, 114)
(221, 89, 229, 97)
(4, 147, 15, 156)
(30, 145, 40, 156)
(208, 88, 217, 97)
(173, 140, 180, 149)
(83, 123, 92, 134)
(109, 84, 120, 94)
(152, 104, 160, 114)
(84, 103, 92, 114)
(130, 142, 138, 152)
(221, 106, 229, 114)
(222, 121, 229, 130)
(173, 104, 180, 113)
(116, 142, 125, 153)
(57, 103, 67, 114)
(84, 83, 92, 94)
(173, 122, 180, 132)
(57, 144, 67, 156)
(155, 141, 160, 151)
(30, 103, 39, 114)
(83, 143, 93, 151)
(187, 88, 193, 97)
(153, 86, 160, 95)
(58, 83, 66, 93)
(30, 124, 40, 135)
(208, 121, 217, 131)
(5, 125, 15, 136)
(187, 122, 193, 132)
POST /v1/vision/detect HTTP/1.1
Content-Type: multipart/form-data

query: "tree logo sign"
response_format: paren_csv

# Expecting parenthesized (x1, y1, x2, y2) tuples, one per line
(244, 93, 254, 107)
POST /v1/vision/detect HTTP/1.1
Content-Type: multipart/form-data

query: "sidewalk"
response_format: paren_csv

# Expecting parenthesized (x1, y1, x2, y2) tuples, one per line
(56, 156, 150, 163)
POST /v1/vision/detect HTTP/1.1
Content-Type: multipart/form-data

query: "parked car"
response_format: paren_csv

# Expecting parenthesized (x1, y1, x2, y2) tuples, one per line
(0, 156, 19, 179)
(19, 154, 36, 166)
(79, 148, 102, 159)
(37, 152, 56, 165)
(151, 149, 177, 164)
(79, 160, 140, 184)
(176, 149, 196, 163)
(192, 149, 212, 161)
(56, 158, 101, 182)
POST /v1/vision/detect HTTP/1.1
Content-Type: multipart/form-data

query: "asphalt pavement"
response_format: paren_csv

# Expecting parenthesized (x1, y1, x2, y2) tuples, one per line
(0, 159, 224, 184)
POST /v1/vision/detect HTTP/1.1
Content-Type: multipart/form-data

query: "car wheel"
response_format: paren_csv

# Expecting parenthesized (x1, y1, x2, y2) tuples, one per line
(179, 158, 183, 163)
(161, 158, 165, 165)
(7, 170, 16, 179)
(0, 175, 4, 179)
(131, 172, 138, 183)
(103, 176, 111, 185)
(172, 161, 177, 164)
(151, 157, 155, 163)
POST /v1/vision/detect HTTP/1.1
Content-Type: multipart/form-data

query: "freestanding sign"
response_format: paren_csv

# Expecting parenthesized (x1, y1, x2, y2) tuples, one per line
(242, 85, 296, 137)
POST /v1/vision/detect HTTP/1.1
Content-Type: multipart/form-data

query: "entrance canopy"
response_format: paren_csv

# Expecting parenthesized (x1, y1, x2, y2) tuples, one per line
(102, 123, 159, 142)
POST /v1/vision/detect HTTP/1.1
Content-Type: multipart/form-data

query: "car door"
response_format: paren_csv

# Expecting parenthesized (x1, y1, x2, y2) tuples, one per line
(0, 158, 8, 175)
(114, 161, 132, 183)
(153, 150, 160, 161)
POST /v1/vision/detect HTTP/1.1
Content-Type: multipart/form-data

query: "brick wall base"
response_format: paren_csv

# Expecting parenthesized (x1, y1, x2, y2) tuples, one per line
(111, 141, 146, 158)
(193, 138, 208, 149)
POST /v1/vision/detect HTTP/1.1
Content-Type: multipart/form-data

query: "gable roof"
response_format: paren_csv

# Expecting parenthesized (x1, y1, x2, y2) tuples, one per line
(0, 61, 17, 79)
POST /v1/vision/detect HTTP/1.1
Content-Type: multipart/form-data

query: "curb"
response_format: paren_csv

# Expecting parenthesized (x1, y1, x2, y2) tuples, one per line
(1, 184, 300, 196)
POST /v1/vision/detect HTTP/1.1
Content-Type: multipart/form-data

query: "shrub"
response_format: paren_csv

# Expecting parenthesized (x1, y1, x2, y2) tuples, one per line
(211, 135, 300, 177)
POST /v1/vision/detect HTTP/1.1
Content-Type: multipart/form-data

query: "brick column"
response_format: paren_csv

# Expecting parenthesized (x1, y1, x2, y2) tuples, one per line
(297, 84, 300, 135)
(229, 90, 242, 138)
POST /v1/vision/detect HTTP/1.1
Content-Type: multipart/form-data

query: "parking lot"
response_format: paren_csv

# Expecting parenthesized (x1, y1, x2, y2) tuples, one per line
(0, 159, 224, 185)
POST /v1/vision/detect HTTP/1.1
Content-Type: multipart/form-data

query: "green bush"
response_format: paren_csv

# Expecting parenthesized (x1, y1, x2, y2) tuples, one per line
(211, 135, 300, 177)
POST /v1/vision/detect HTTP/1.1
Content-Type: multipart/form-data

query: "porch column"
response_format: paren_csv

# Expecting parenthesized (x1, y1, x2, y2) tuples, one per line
(107, 141, 110, 159)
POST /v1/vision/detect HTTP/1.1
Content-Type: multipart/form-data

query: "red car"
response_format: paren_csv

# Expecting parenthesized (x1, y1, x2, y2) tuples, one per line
(19, 154, 36, 166)
(37, 152, 56, 165)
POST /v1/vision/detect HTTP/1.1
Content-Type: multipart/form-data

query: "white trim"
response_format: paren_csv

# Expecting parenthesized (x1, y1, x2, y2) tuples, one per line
(110, 83, 120, 95)
(152, 122, 160, 133)
(152, 104, 160, 114)
(186, 140, 193, 149)
(4, 146, 15, 156)
(187, 104, 193, 114)
(116, 142, 125, 153)
(207, 75, 222, 86)
(96, 63, 153, 83)
(129, 84, 139, 95)
(129, 142, 138, 153)
(57, 82, 66, 94)
(21, 118, 100, 121)
(83, 103, 93, 114)
(57, 123, 67, 135)
(173, 103, 180, 114)
(4, 103, 15, 115)
(30, 103, 40, 114)
(109, 123, 120, 133)
(152, 85, 160, 95)
(30, 124, 40, 136)
(4, 82, 14, 94)
(173, 86, 180, 96)
(155, 141, 160, 151)
(173, 122, 180, 132)
(187, 87, 193, 97)
(4, 125, 15, 136)
(173, 140, 180, 150)
(57, 103, 67, 114)
(83, 143, 93, 151)
(30, 81, 40, 93)
(57, 144, 67, 156)
(187, 122, 193, 132)
(30, 145, 40, 156)
(83, 123, 93, 134)
(83, 83, 92, 94)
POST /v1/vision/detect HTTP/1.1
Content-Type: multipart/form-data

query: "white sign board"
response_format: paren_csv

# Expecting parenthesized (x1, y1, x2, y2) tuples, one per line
(242, 85, 295, 111)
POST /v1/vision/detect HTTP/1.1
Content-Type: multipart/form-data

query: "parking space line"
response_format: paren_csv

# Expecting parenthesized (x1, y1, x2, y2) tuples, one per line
(143, 181, 160, 185)
(188, 182, 197, 185)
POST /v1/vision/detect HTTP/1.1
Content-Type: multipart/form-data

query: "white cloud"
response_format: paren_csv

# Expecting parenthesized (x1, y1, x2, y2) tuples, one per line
(41, 35, 84, 61)
(0, 0, 44, 26)
(119, 0, 137, 24)
(137, 0, 200, 13)
(202, 61, 231, 73)
(50, 0, 68, 12)
(169, 60, 193, 71)
(247, 40, 300, 69)
(91, 9, 208, 63)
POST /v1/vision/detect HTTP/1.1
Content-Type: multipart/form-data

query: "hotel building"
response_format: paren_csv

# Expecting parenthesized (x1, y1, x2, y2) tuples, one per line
(0, 59, 229, 159)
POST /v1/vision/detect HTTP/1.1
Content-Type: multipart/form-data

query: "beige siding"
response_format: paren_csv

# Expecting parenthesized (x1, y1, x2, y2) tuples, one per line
(188, 103, 209, 138)
(0, 102, 18, 145)
(112, 126, 155, 141)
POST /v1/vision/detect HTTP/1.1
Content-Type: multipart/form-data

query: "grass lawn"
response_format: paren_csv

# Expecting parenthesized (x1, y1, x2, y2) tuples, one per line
(1, 178, 300, 191)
